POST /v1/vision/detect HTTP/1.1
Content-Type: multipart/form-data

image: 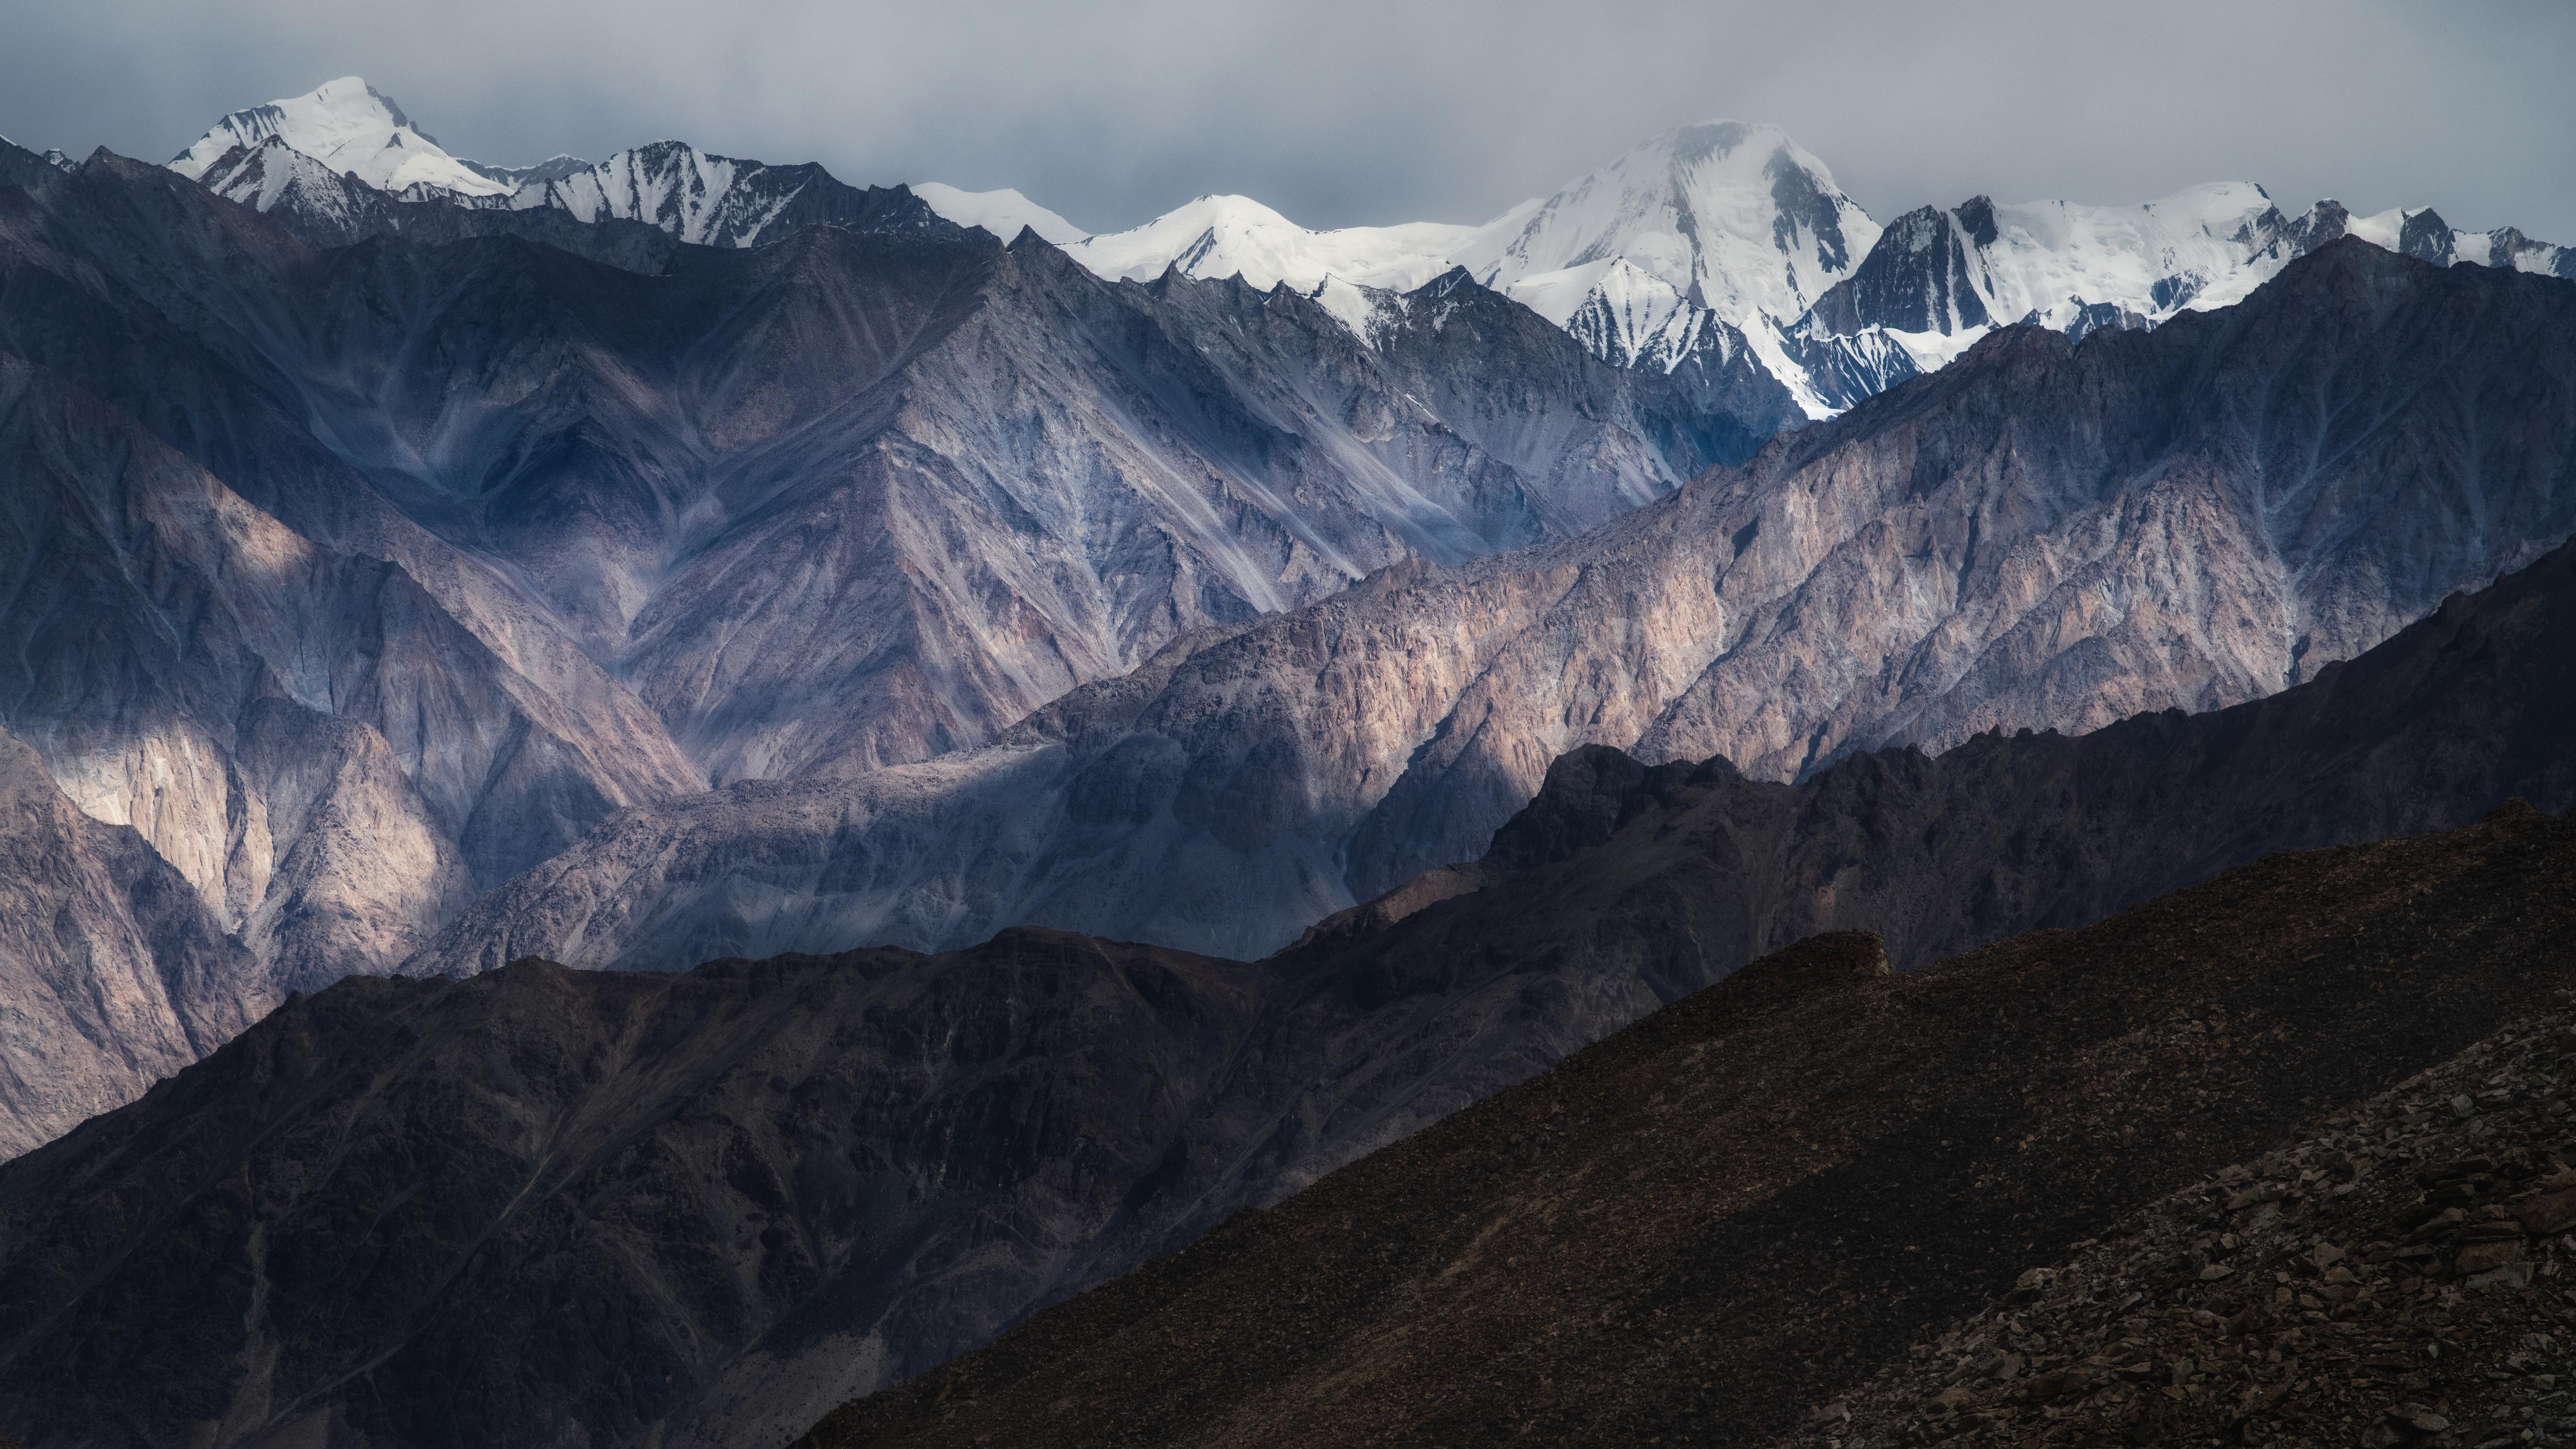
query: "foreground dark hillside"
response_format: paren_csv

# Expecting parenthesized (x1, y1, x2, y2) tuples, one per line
(0, 528, 2570, 1449)
(0, 932, 1264, 1448)
(1812, 993, 2576, 1449)
(804, 803, 2576, 1449)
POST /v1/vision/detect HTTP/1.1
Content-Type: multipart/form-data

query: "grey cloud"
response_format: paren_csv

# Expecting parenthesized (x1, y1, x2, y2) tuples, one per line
(2, 0, 2570, 240)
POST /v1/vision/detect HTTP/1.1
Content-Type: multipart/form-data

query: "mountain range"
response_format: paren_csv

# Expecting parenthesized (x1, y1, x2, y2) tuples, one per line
(5, 88, 2574, 1154)
(2, 65, 2575, 1449)
(1, 512, 2570, 1446)
(407, 236, 2576, 970)
(0, 132, 1787, 1152)
(162, 80, 2576, 416)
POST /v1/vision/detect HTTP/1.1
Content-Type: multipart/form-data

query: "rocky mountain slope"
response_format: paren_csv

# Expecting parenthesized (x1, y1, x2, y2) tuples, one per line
(0, 349, 684, 979)
(802, 803, 2576, 1449)
(3, 523, 2567, 1447)
(0, 130, 1773, 1153)
(11, 133, 1761, 781)
(0, 726, 267, 1160)
(409, 240, 2576, 969)
(0, 930, 1264, 1449)
(1809, 1001, 2576, 1449)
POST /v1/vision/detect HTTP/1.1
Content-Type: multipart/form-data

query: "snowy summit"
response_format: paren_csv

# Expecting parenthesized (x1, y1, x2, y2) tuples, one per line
(167, 76, 511, 198)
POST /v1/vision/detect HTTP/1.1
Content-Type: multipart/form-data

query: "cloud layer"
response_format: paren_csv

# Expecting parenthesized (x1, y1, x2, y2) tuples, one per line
(3, 0, 2571, 240)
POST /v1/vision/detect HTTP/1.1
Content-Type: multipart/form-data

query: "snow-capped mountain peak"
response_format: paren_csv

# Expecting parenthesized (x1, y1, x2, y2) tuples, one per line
(168, 76, 510, 198)
(910, 182, 1087, 245)
(1454, 120, 1881, 334)
(1063, 192, 1480, 294)
(156, 80, 2575, 420)
(508, 140, 775, 243)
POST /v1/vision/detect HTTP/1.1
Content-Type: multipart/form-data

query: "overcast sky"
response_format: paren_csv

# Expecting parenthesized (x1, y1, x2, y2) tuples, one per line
(3, 0, 2569, 240)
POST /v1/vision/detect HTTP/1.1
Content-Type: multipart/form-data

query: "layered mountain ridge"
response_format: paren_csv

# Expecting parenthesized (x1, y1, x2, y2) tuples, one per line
(0, 126, 1770, 1152)
(802, 804, 2576, 1449)
(0, 67, 2564, 1449)
(2, 524, 2572, 1446)
(406, 239, 2576, 970)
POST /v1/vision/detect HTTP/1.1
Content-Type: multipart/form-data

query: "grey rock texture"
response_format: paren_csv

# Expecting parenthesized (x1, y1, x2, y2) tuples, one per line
(0, 355, 649, 978)
(410, 239, 2576, 969)
(0, 139, 1768, 1152)
(3, 530, 2573, 1448)
(267, 228, 1761, 784)
(14, 141, 1765, 785)
(0, 726, 268, 1159)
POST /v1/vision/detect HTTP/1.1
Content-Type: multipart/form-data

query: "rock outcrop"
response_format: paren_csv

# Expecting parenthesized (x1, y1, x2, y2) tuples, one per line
(0, 726, 267, 1158)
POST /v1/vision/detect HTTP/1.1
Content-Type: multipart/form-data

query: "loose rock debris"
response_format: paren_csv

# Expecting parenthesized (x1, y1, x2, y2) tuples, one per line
(1813, 995, 2576, 1449)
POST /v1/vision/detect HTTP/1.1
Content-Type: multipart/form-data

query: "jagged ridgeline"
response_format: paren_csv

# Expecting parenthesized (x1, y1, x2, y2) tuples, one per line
(410, 239, 2576, 974)
(157, 81, 2576, 419)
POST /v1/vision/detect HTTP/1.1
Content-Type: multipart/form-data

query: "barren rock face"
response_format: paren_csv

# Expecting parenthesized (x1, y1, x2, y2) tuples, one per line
(0, 727, 267, 1158)
(411, 240, 2576, 970)
(1814, 1000, 2576, 1449)
(262, 221, 1774, 785)
(12, 148, 1774, 790)
(0, 356, 652, 985)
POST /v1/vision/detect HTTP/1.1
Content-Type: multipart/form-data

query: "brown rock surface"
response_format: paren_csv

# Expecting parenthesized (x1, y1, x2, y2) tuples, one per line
(800, 804, 2576, 1449)
(0, 931, 1262, 1449)
(1809, 988, 2576, 1449)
